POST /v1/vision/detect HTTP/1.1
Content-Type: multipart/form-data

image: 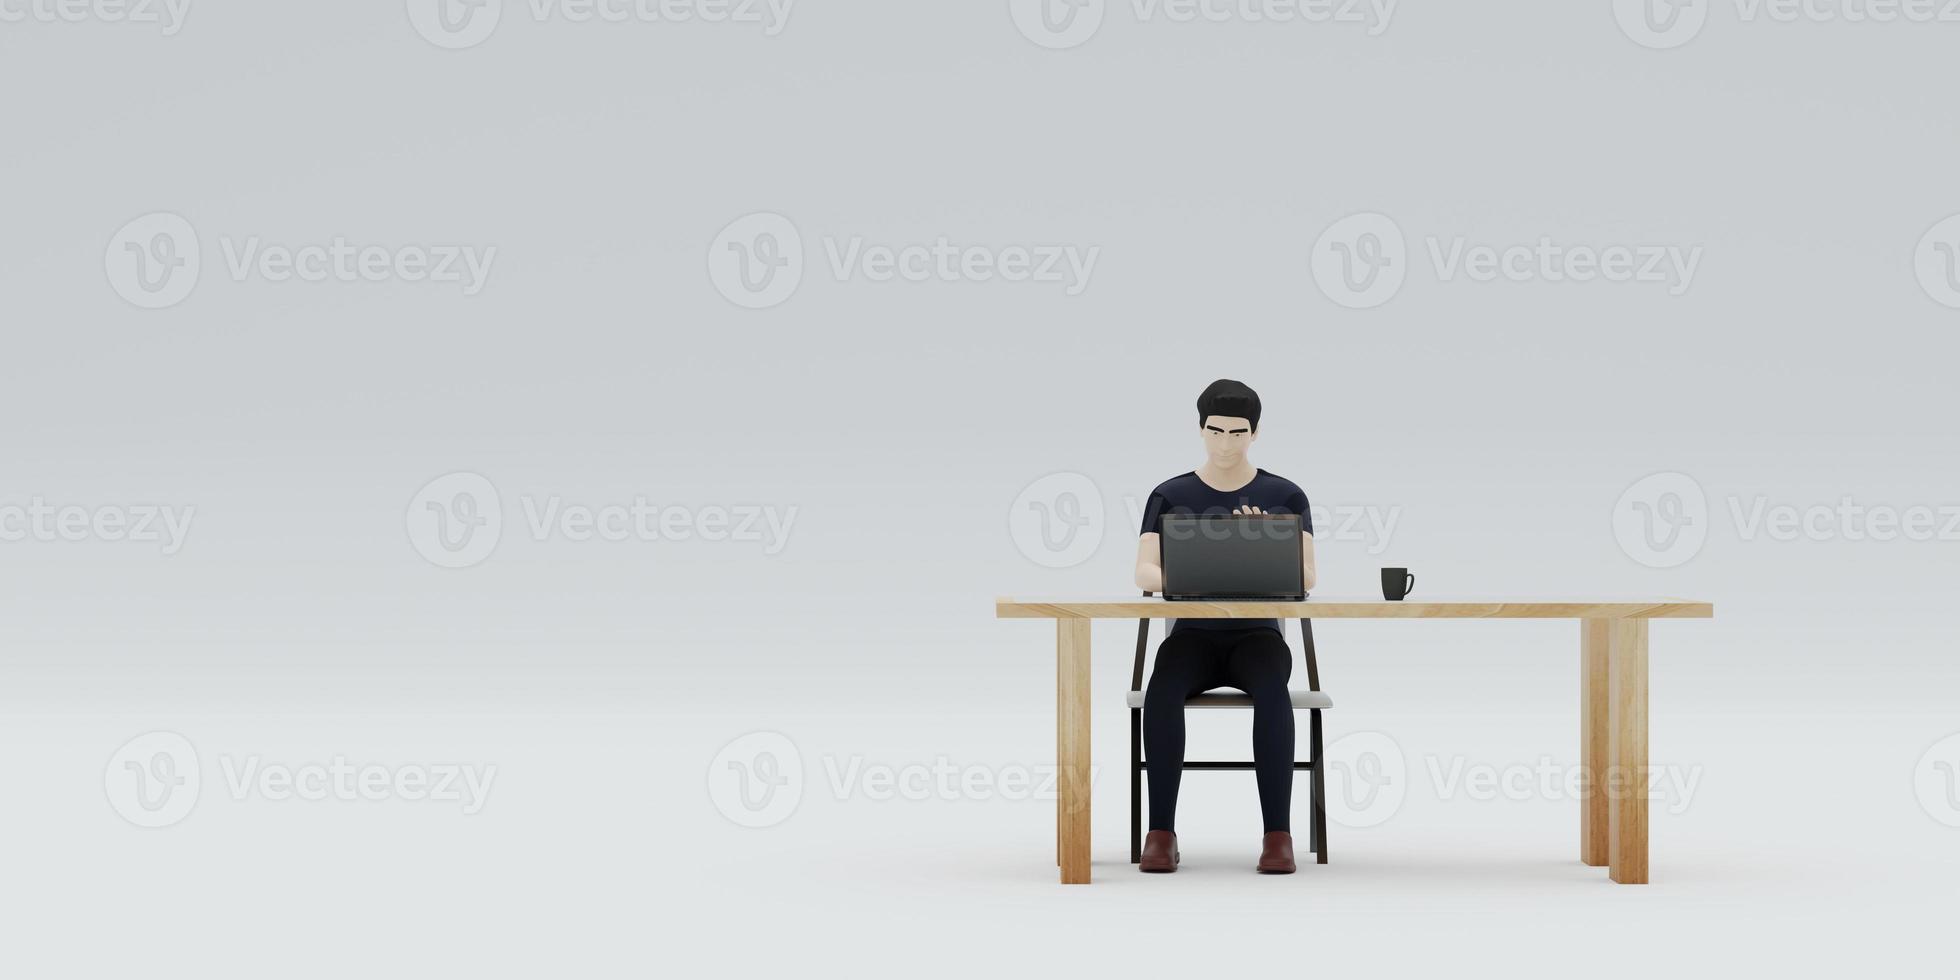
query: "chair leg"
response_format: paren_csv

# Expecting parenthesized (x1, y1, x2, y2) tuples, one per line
(1305, 712, 1319, 855)
(1308, 763, 1321, 856)
(1310, 709, 1328, 864)
(1136, 709, 1144, 862)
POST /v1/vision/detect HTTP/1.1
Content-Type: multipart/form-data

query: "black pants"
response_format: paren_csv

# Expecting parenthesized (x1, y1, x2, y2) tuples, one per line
(1143, 626, 1294, 834)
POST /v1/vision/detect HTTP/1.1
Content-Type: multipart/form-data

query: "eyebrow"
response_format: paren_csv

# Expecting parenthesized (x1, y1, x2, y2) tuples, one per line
(1205, 425, 1250, 434)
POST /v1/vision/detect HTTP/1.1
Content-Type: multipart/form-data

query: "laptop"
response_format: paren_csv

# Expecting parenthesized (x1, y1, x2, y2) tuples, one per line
(1159, 513, 1307, 601)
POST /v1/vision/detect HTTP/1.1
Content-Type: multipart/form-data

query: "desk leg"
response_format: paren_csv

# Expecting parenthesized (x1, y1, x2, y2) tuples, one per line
(1057, 618, 1091, 884)
(1579, 619, 1610, 867)
(1606, 619, 1649, 884)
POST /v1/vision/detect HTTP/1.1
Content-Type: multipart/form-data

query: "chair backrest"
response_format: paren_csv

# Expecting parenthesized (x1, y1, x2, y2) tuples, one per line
(1131, 591, 1321, 693)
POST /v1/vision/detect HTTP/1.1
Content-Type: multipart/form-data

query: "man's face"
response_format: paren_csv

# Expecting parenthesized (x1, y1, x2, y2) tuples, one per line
(1200, 415, 1256, 466)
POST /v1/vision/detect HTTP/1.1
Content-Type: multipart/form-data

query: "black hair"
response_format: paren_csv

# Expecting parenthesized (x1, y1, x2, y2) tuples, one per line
(1196, 379, 1261, 432)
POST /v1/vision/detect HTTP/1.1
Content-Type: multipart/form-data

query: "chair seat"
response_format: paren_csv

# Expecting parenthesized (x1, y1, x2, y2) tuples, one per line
(1125, 689, 1333, 710)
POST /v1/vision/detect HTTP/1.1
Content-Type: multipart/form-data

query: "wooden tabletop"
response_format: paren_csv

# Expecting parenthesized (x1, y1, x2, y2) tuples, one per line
(996, 595, 1714, 620)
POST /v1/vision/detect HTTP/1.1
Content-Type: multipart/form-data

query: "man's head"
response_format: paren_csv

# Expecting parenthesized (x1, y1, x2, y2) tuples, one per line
(1196, 379, 1261, 467)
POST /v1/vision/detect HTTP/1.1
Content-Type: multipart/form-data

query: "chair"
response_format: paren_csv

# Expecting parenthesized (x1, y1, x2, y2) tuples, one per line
(1128, 593, 1330, 864)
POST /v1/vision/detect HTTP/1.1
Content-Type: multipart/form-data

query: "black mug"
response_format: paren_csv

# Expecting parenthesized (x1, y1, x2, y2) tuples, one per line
(1381, 567, 1415, 601)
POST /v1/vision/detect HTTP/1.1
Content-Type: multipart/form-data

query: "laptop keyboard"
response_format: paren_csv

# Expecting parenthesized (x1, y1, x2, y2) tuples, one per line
(1166, 594, 1305, 601)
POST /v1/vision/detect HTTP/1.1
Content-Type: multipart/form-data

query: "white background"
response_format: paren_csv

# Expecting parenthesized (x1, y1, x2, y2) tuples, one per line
(4, 1, 1959, 976)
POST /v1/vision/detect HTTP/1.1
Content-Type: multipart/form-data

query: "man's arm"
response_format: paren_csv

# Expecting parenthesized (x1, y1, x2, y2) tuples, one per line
(1134, 532, 1163, 592)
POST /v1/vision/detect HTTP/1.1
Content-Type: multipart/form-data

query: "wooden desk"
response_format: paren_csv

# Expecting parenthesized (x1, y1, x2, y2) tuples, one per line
(995, 596, 1715, 884)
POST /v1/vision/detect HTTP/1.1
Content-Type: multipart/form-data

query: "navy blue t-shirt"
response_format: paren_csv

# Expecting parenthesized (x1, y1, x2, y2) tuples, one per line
(1140, 469, 1312, 634)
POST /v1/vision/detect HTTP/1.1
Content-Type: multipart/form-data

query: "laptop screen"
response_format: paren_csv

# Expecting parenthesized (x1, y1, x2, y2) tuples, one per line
(1160, 514, 1305, 598)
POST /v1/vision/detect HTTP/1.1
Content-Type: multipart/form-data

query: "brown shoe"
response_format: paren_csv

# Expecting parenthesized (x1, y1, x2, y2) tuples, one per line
(1139, 830, 1179, 873)
(1257, 832, 1296, 874)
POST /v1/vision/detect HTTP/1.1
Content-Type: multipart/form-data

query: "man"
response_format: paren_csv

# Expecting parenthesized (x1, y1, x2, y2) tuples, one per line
(1133, 379, 1316, 874)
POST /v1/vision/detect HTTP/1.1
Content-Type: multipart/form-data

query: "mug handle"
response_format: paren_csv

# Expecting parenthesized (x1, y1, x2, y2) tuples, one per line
(1403, 572, 1415, 597)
